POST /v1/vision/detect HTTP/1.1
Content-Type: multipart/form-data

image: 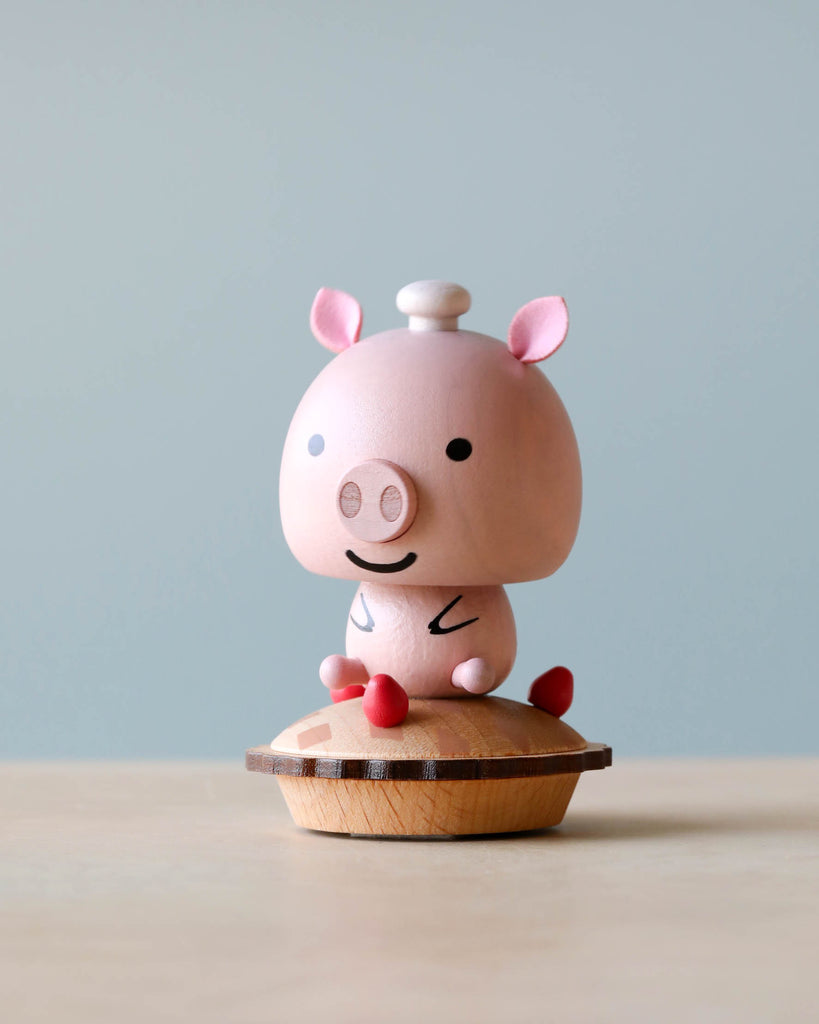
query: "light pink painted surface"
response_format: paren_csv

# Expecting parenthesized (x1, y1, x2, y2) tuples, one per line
(344, 583, 516, 698)
(507, 296, 569, 363)
(309, 287, 363, 353)
(279, 284, 581, 698)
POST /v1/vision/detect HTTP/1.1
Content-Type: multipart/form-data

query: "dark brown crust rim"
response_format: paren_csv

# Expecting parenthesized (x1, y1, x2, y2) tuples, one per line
(246, 743, 612, 782)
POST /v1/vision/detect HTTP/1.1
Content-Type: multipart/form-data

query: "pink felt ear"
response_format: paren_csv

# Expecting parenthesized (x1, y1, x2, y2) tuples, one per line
(310, 287, 363, 353)
(507, 296, 569, 363)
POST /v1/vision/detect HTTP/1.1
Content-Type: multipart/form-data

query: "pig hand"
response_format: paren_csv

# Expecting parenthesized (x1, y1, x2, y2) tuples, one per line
(451, 658, 497, 695)
(319, 655, 369, 690)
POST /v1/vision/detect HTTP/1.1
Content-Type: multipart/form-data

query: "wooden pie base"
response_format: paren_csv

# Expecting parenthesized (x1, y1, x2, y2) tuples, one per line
(247, 696, 611, 837)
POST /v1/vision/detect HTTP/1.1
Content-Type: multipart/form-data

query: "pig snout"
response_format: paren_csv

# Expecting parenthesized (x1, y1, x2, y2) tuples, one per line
(336, 460, 418, 543)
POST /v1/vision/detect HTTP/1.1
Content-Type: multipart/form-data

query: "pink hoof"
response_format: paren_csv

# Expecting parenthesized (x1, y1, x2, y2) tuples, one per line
(330, 684, 366, 704)
(451, 657, 496, 695)
(319, 654, 369, 691)
(362, 674, 409, 728)
(528, 666, 573, 717)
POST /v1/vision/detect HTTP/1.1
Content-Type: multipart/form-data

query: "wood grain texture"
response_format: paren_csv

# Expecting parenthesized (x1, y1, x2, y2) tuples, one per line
(268, 695, 588, 760)
(246, 743, 612, 781)
(251, 696, 610, 835)
(6, 760, 819, 1023)
(277, 773, 580, 835)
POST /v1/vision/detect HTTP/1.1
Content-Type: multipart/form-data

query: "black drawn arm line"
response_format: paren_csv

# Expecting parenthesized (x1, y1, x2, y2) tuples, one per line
(428, 594, 479, 636)
(349, 592, 375, 633)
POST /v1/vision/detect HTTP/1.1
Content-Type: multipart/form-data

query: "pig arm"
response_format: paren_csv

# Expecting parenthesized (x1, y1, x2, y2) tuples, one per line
(318, 593, 373, 690)
(440, 593, 513, 695)
(427, 596, 502, 696)
(427, 594, 478, 635)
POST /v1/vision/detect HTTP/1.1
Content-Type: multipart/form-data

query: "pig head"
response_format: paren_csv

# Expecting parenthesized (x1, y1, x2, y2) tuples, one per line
(279, 284, 582, 587)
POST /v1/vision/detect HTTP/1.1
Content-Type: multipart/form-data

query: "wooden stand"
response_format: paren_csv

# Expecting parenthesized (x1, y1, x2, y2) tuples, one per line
(247, 696, 611, 837)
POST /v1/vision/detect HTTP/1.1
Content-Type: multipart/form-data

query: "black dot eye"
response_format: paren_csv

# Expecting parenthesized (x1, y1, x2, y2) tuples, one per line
(446, 438, 472, 461)
(308, 434, 325, 456)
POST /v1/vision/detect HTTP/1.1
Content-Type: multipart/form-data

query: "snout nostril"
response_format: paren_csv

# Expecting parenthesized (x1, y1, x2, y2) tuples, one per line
(339, 481, 362, 518)
(380, 485, 402, 523)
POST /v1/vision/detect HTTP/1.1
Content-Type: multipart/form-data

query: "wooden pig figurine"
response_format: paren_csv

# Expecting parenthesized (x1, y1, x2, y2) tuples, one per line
(279, 280, 581, 728)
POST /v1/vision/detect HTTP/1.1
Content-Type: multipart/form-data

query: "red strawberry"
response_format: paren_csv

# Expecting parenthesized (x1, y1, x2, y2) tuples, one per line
(528, 666, 574, 717)
(362, 674, 409, 728)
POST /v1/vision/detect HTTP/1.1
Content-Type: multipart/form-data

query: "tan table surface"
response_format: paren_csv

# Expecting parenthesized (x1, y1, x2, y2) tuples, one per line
(2, 758, 817, 1023)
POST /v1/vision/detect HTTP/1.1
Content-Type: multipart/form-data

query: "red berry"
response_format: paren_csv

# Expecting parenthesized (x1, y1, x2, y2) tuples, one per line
(362, 674, 409, 728)
(330, 684, 366, 704)
(528, 666, 574, 717)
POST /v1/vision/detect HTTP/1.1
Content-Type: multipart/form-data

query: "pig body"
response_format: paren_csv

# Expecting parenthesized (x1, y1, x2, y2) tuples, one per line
(343, 582, 516, 698)
(279, 281, 581, 722)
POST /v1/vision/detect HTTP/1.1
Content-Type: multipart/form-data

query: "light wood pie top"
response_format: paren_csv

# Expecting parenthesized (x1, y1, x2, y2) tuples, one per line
(250, 696, 611, 781)
(271, 696, 586, 758)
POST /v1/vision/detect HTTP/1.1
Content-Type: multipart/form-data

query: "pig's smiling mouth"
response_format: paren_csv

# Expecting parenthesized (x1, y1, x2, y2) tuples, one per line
(345, 549, 417, 574)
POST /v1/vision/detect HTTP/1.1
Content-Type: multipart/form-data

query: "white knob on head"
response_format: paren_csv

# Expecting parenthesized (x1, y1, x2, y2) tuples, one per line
(396, 280, 471, 332)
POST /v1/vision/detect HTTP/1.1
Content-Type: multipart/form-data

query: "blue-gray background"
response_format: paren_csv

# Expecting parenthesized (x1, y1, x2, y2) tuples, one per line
(2, 1, 817, 758)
